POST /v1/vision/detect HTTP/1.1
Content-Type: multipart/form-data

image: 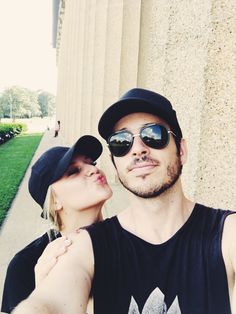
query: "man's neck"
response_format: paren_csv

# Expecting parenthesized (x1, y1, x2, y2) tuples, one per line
(117, 182, 194, 244)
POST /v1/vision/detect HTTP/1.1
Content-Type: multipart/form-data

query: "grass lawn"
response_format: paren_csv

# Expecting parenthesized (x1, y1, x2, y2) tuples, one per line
(0, 133, 43, 227)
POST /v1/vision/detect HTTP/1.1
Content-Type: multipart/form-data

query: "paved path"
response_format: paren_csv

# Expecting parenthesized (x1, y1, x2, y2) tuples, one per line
(0, 130, 62, 309)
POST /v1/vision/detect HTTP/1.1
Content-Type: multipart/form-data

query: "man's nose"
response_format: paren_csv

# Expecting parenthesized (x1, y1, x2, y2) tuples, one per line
(131, 135, 149, 157)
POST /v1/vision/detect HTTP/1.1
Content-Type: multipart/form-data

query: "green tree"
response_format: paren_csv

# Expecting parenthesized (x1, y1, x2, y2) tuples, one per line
(0, 94, 9, 118)
(21, 89, 40, 118)
(0, 86, 41, 119)
(38, 91, 56, 117)
(0, 86, 23, 119)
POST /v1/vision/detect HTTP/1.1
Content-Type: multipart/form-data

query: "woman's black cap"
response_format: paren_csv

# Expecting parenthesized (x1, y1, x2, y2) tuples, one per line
(28, 135, 103, 210)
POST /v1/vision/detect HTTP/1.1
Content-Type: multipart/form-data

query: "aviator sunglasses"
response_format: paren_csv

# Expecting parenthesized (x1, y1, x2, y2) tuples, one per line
(108, 123, 177, 157)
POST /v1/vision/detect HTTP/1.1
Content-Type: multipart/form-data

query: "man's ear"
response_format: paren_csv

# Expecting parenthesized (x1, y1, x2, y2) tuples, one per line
(179, 139, 188, 165)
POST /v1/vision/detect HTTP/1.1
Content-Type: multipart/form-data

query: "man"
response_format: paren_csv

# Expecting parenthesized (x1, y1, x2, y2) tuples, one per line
(13, 88, 236, 314)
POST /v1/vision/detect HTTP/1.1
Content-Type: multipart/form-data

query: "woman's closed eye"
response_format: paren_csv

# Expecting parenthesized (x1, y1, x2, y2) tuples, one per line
(65, 159, 97, 177)
(67, 167, 81, 176)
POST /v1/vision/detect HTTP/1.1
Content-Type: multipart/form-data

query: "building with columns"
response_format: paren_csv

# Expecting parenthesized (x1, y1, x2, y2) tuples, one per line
(53, 0, 236, 215)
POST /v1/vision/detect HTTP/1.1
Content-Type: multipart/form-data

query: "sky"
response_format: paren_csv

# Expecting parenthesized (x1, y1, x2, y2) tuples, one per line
(0, 0, 57, 95)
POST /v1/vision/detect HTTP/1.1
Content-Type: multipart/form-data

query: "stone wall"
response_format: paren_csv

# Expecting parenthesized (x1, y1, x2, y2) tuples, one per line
(55, 0, 236, 214)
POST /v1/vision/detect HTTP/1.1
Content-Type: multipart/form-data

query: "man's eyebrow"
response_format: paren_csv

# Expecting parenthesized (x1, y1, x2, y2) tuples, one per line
(143, 122, 156, 126)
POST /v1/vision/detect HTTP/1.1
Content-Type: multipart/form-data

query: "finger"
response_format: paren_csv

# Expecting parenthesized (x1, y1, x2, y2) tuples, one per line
(35, 257, 56, 275)
(36, 238, 72, 270)
(39, 237, 72, 260)
(64, 238, 72, 246)
(56, 245, 68, 257)
(35, 257, 58, 287)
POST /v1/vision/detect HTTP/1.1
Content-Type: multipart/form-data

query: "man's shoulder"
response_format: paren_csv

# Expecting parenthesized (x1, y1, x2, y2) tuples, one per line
(81, 216, 120, 253)
(194, 202, 236, 236)
(85, 216, 118, 234)
(192, 203, 235, 236)
(55, 230, 95, 275)
(222, 211, 236, 233)
(196, 202, 234, 218)
(221, 210, 236, 279)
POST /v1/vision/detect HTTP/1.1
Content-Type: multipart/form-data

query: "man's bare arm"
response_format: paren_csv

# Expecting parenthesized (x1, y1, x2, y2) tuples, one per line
(12, 230, 94, 314)
(222, 213, 236, 313)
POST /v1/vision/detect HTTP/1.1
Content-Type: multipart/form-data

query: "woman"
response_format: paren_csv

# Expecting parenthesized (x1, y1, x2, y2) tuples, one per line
(1, 135, 112, 313)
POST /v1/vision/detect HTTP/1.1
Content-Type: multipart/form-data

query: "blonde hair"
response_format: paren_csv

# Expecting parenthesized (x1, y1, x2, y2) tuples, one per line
(43, 185, 63, 231)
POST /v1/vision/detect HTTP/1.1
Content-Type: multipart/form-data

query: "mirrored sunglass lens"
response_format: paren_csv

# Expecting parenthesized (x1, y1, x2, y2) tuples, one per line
(141, 125, 168, 149)
(109, 132, 133, 156)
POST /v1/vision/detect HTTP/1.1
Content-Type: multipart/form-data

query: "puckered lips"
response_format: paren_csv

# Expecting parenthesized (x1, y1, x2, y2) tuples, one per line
(94, 174, 107, 185)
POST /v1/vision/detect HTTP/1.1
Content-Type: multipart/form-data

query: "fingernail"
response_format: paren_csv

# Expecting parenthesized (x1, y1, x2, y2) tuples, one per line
(64, 239, 72, 246)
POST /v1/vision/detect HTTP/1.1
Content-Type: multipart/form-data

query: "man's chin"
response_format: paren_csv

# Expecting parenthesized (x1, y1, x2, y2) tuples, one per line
(118, 179, 163, 199)
(118, 173, 181, 199)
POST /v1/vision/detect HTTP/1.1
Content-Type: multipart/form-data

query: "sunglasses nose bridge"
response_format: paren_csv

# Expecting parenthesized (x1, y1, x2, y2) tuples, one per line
(131, 132, 150, 155)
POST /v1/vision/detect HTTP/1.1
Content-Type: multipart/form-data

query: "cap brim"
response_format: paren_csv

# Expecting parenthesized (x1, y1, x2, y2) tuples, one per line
(51, 135, 103, 183)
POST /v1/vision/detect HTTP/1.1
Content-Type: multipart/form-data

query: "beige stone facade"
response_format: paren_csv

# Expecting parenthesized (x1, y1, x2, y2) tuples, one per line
(55, 0, 236, 215)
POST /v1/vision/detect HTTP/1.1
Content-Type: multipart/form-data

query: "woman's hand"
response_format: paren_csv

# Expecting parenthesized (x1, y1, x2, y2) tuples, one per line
(35, 236, 72, 287)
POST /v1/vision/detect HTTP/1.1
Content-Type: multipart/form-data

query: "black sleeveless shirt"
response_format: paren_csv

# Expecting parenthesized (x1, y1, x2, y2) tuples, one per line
(86, 203, 234, 314)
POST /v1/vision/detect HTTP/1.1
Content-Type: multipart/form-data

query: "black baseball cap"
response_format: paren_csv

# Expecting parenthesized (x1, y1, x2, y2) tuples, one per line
(98, 88, 182, 140)
(28, 135, 103, 211)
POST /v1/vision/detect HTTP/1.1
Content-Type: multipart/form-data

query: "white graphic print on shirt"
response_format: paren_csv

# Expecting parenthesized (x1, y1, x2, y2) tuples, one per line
(128, 287, 181, 313)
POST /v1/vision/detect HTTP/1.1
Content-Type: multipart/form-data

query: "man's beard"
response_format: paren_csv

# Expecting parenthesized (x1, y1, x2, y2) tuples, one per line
(117, 155, 182, 199)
